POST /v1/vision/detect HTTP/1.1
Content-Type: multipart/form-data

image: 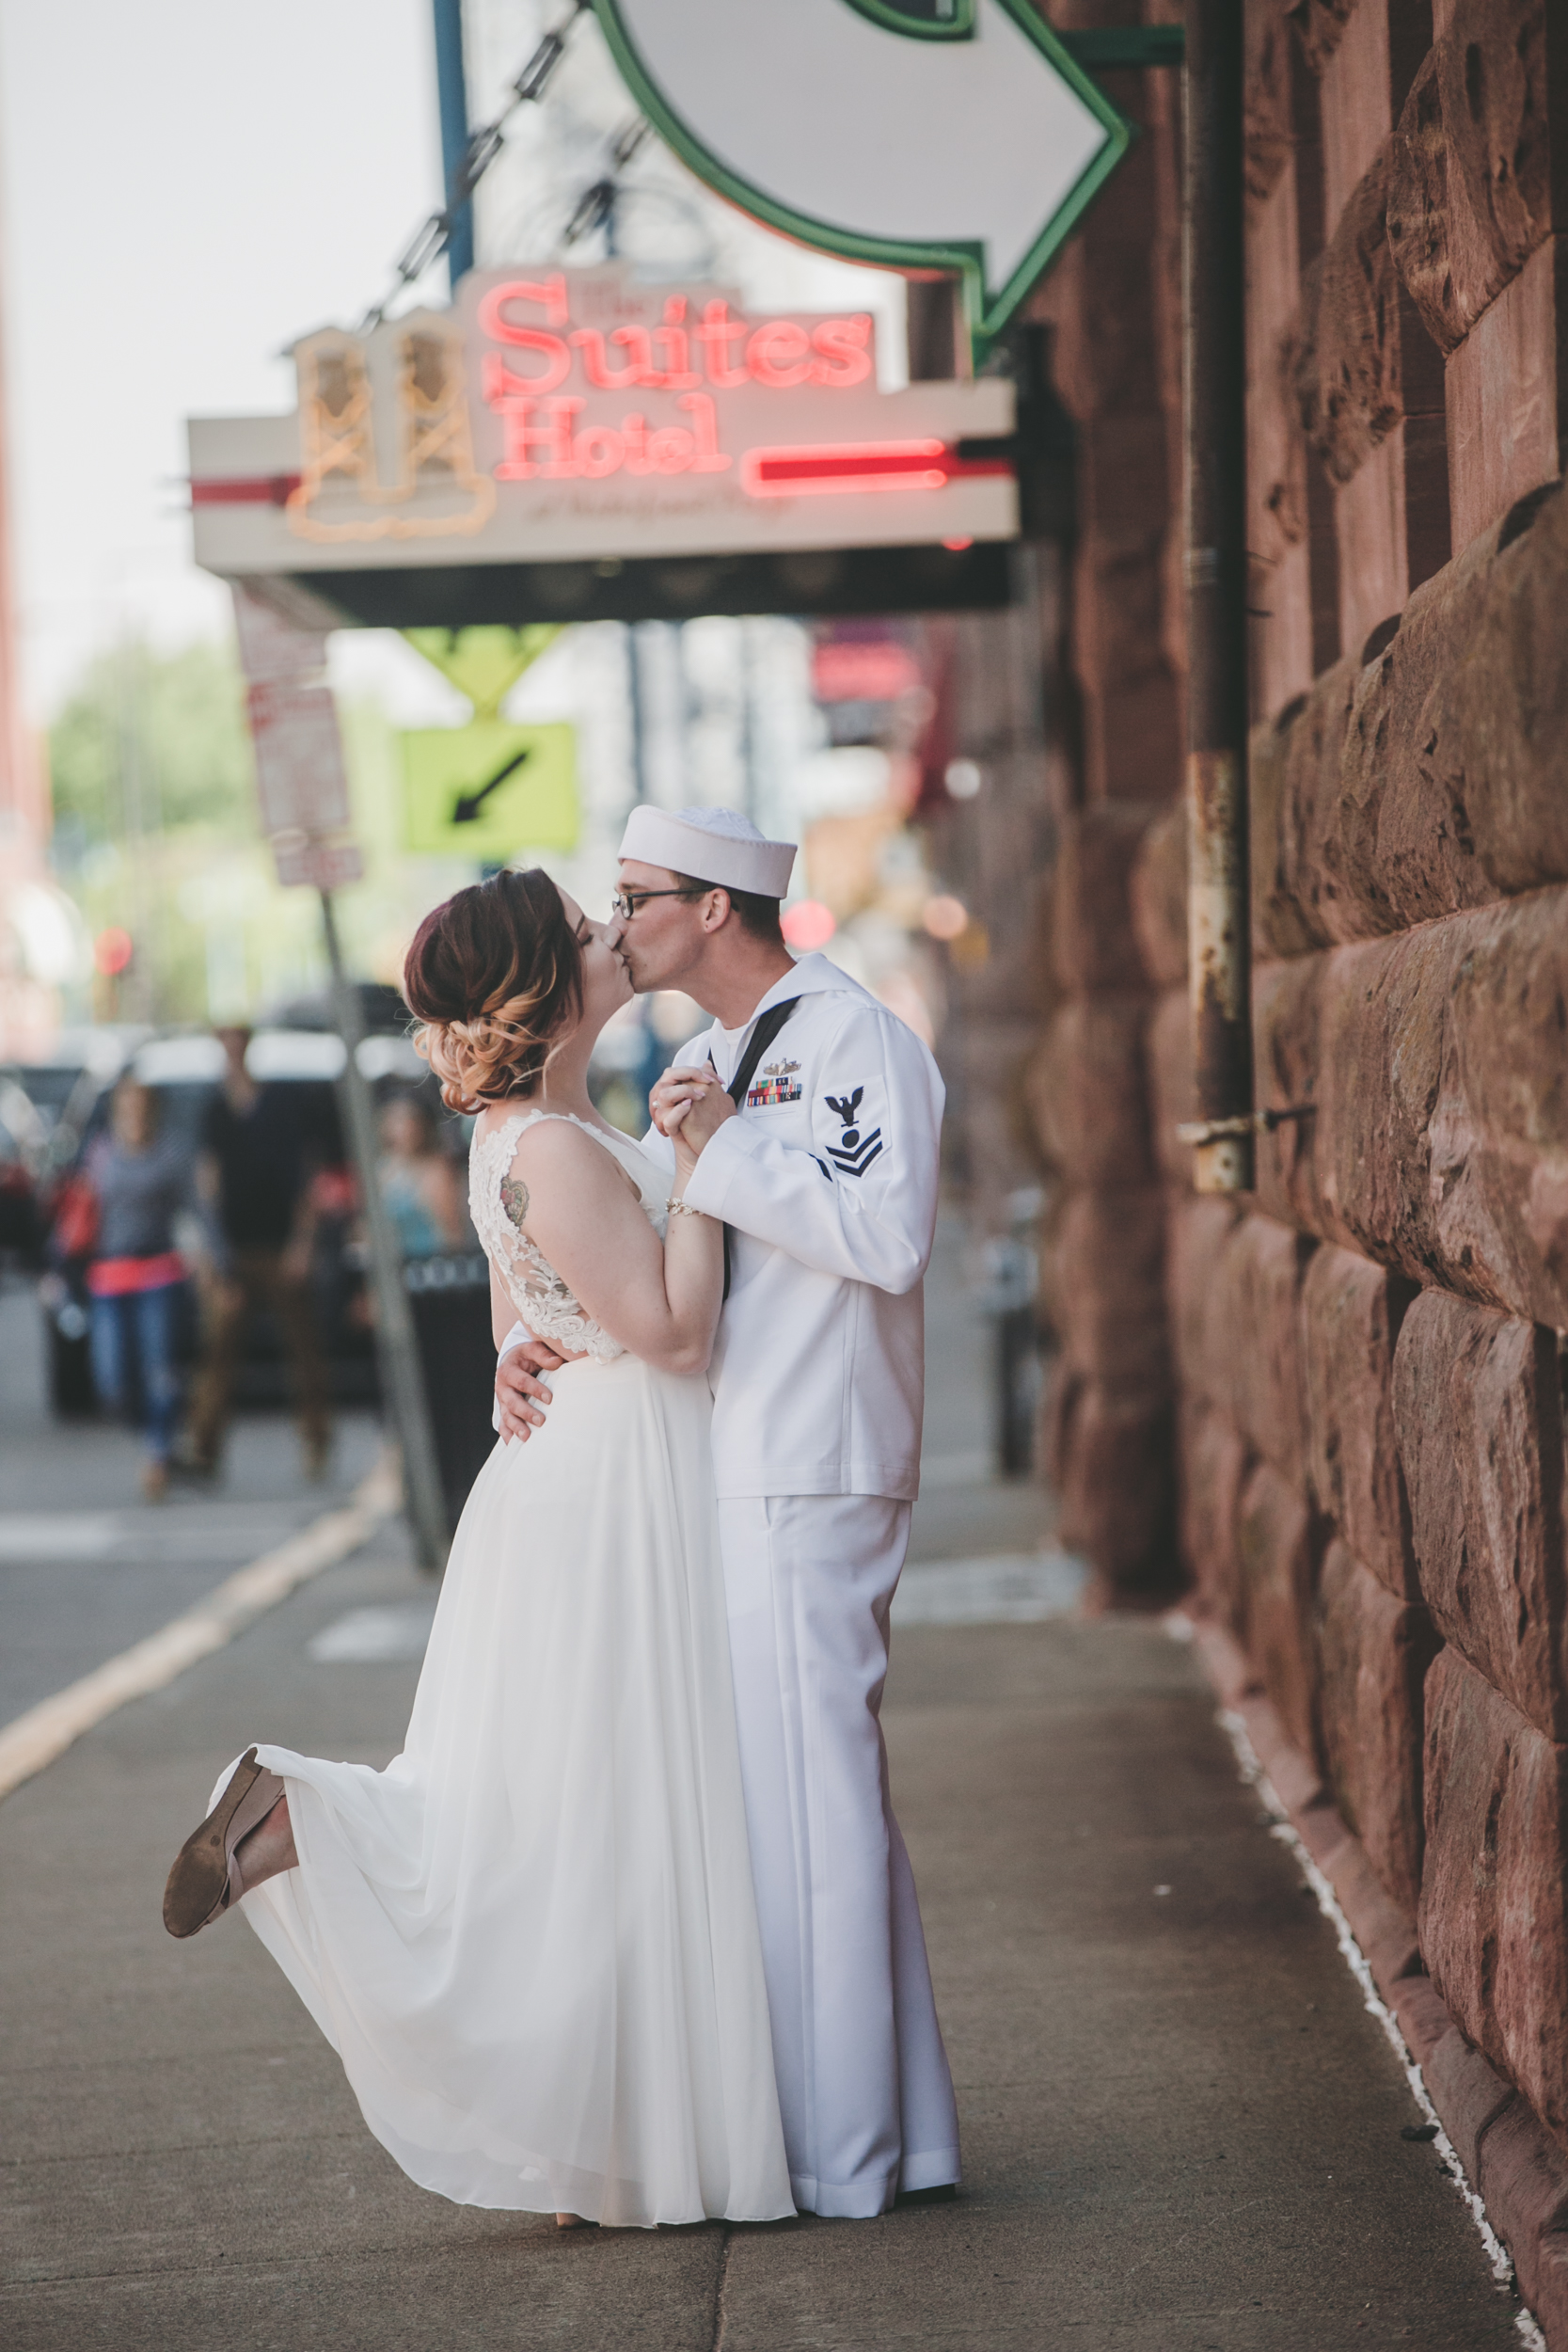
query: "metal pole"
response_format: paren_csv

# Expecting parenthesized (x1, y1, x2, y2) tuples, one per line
(1182, 0, 1254, 1194)
(432, 0, 475, 288)
(319, 888, 450, 1574)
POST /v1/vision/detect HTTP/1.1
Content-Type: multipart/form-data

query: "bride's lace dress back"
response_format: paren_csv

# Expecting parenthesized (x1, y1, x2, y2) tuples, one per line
(469, 1108, 667, 1363)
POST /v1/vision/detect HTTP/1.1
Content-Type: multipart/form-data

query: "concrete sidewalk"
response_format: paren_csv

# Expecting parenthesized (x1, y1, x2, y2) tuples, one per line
(1, 1516, 1524, 2349)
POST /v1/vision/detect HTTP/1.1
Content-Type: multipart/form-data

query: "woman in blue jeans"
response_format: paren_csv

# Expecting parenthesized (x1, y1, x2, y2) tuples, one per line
(87, 1077, 200, 1501)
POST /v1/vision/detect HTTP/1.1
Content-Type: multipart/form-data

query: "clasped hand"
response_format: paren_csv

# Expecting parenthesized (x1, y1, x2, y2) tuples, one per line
(648, 1062, 736, 1152)
(493, 1067, 734, 1445)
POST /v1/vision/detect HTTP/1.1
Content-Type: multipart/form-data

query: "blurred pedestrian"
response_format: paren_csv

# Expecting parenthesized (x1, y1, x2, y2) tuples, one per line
(85, 1076, 197, 1502)
(187, 1025, 332, 1481)
(377, 1091, 469, 1260)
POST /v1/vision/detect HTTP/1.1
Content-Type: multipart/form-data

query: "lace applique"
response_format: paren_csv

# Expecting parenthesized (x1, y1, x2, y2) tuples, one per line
(468, 1110, 666, 1364)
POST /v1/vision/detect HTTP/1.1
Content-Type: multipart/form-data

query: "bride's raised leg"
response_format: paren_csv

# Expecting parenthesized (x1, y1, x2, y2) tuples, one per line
(163, 1748, 292, 1938)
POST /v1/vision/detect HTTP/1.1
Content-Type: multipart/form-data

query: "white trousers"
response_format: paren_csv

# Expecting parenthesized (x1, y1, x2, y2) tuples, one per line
(716, 1492, 961, 2218)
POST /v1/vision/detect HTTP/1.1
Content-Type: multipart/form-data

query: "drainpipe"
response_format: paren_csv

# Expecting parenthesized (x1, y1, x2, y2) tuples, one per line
(1181, 0, 1254, 1195)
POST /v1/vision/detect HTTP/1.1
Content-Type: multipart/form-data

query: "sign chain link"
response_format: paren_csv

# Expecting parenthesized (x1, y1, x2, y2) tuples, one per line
(360, 0, 607, 332)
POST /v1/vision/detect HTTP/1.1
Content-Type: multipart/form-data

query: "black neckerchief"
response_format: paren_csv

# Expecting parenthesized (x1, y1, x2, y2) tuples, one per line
(715, 996, 800, 1301)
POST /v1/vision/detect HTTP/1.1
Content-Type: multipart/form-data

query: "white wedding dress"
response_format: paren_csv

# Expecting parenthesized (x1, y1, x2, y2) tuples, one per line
(230, 1110, 794, 2226)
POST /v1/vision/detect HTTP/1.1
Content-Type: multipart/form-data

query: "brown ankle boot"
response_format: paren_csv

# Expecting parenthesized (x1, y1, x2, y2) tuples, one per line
(163, 1749, 287, 1938)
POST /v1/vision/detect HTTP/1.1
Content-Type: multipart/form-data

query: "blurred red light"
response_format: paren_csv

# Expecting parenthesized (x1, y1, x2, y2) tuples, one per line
(94, 927, 134, 977)
(812, 641, 922, 703)
(781, 899, 837, 951)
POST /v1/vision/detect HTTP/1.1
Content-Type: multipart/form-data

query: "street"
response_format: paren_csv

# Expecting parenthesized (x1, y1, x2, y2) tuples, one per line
(0, 1232, 1522, 2348)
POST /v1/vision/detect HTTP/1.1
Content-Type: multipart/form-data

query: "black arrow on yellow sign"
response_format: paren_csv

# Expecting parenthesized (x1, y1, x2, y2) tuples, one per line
(452, 744, 532, 825)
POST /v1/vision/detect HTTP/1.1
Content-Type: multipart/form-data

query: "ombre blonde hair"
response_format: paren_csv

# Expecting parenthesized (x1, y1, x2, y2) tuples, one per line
(403, 869, 582, 1113)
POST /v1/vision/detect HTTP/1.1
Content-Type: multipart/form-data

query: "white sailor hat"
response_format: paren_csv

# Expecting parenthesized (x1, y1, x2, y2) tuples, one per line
(618, 804, 797, 898)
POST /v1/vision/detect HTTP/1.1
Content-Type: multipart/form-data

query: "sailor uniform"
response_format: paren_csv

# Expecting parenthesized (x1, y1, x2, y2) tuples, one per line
(666, 953, 942, 1505)
(645, 952, 960, 2218)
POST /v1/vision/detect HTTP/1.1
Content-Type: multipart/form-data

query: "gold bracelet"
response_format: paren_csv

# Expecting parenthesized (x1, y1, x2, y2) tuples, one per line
(666, 1195, 709, 1219)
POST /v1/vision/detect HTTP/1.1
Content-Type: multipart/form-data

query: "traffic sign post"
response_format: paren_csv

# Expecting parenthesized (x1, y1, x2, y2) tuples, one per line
(230, 586, 449, 1574)
(402, 720, 578, 860)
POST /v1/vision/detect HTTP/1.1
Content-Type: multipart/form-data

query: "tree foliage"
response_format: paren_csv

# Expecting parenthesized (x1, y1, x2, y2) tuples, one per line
(47, 638, 256, 859)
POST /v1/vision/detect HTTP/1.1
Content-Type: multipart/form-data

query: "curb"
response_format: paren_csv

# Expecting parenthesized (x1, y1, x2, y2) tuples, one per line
(0, 1450, 403, 1805)
(1186, 1615, 1568, 2350)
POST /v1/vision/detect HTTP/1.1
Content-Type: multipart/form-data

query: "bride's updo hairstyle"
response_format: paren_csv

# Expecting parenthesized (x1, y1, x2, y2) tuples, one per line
(404, 868, 582, 1111)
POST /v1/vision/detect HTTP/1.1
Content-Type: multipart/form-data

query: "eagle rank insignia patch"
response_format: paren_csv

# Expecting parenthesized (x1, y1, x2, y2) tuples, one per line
(747, 1057, 802, 1109)
(824, 1087, 883, 1177)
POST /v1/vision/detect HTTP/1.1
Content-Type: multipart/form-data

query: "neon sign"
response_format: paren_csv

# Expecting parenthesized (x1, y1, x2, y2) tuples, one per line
(187, 263, 1018, 575)
(474, 278, 874, 396)
(472, 276, 891, 495)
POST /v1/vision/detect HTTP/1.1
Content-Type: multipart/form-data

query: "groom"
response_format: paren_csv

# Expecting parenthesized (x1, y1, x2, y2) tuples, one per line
(495, 804, 960, 2219)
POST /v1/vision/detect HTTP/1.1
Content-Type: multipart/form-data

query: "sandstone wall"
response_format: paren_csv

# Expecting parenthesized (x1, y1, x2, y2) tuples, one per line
(1027, 11, 1189, 1602)
(1013, 0, 1568, 2315)
(1150, 0, 1568, 2317)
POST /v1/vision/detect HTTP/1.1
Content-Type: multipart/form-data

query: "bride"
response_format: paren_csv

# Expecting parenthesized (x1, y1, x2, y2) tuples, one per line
(161, 867, 794, 2231)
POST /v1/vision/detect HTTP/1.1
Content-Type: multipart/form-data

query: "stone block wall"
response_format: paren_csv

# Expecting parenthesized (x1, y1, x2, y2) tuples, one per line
(1148, 0, 1568, 2311)
(1026, 8, 1189, 1602)
(1014, 0, 1568, 2311)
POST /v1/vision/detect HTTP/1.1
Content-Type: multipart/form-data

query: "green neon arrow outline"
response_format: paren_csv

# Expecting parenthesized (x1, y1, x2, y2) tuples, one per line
(840, 0, 975, 40)
(591, 0, 1132, 363)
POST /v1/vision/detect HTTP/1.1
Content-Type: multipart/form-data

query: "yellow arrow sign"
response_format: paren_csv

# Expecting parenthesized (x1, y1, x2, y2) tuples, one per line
(402, 721, 578, 858)
(401, 626, 561, 718)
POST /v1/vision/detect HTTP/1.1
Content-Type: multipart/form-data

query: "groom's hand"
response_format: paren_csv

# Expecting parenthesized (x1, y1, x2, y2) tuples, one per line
(651, 1064, 736, 1155)
(650, 1062, 728, 1138)
(496, 1337, 565, 1443)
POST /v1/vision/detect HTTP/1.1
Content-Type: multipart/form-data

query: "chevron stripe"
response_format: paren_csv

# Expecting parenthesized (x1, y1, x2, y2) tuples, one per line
(826, 1129, 884, 1177)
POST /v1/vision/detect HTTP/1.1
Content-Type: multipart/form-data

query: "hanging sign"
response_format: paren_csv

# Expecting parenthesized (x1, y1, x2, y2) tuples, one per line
(402, 721, 578, 859)
(591, 0, 1131, 361)
(188, 263, 1015, 586)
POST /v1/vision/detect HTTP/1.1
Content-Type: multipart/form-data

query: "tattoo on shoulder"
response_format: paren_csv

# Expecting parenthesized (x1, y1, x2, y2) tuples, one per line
(500, 1173, 531, 1232)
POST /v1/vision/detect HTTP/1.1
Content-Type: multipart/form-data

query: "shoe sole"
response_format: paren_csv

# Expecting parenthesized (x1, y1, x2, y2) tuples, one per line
(162, 1747, 262, 1939)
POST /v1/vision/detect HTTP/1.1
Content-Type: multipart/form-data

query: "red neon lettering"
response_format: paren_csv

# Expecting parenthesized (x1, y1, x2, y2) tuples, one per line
(477, 329, 570, 396)
(574, 422, 625, 479)
(679, 392, 731, 472)
(490, 398, 731, 483)
(478, 278, 571, 393)
(695, 299, 750, 389)
(621, 413, 652, 475)
(746, 320, 813, 389)
(810, 314, 873, 388)
(570, 326, 655, 389)
(647, 426, 695, 473)
(493, 398, 585, 479)
(741, 440, 949, 498)
(652, 295, 701, 390)
(479, 275, 569, 333)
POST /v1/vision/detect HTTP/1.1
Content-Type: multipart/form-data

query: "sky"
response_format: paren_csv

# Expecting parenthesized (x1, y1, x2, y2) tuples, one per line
(0, 0, 909, 737)
(0, 0, 448, 723)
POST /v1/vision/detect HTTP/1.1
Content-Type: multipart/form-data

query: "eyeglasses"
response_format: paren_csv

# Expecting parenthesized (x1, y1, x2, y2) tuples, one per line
(610, 887, 705, 920)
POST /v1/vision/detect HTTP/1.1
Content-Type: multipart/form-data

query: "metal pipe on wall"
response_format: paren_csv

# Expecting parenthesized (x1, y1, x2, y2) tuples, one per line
(1181, 0, 1255, 1194)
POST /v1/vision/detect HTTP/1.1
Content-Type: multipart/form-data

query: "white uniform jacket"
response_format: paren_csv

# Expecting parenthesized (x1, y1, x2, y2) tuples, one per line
(644, 952, 943, 1503)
